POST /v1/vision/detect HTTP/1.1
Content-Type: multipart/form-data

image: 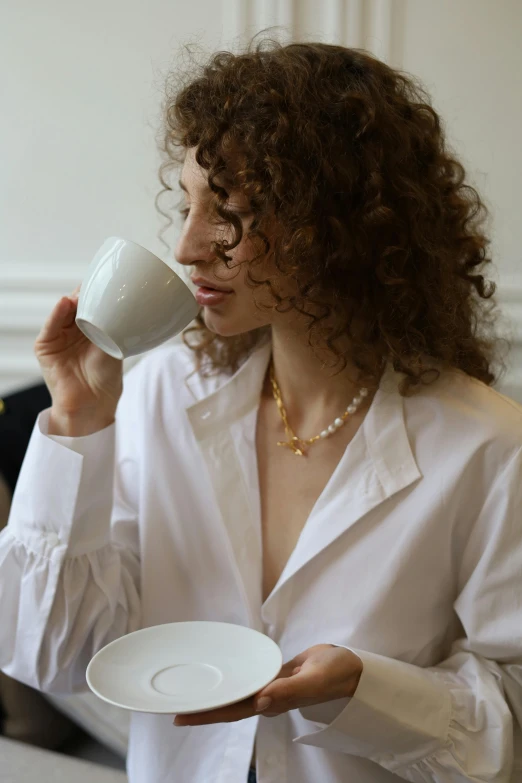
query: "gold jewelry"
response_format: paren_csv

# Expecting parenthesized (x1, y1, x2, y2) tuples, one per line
(269, 359, 368, 456)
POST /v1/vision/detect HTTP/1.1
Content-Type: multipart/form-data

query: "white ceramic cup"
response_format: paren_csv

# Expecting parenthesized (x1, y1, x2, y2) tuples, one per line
(75, 237, 200, 359)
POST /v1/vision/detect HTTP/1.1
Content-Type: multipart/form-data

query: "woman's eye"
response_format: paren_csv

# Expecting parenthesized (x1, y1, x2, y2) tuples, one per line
(179, 207, 251, 223)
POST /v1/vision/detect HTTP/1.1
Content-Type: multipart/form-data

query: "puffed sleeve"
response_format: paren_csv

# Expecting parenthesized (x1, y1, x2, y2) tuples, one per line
(0, 370, 142, 694)
(296, 446, 522, 782)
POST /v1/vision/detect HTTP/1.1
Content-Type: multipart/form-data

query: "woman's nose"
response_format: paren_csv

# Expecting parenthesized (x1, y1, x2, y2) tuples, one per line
(175, 213, 216, 268)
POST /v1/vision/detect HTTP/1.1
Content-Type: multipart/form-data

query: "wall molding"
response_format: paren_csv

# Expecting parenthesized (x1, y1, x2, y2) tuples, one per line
(496, 275, 522, 347)
(365, 0, 393, 63)
(0, 264, 87, 394)
(0, 264, 85, 333)
(221, 0, 394, 60)
(496, 276, 522, 304)
(0, 263, 85, 291)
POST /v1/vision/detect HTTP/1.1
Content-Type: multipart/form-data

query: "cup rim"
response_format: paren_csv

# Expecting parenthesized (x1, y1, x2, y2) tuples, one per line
(104, 236, 191, 289)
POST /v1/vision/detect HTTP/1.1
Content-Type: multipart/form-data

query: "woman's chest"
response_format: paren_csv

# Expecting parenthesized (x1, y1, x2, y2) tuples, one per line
(255, 401, 364, 602)
(136, 413, 458, 662)
(139, 457, 457, 665)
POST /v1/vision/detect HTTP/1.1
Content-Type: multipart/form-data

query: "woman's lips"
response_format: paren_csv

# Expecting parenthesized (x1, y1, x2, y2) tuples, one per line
(194, 286, 233, 307)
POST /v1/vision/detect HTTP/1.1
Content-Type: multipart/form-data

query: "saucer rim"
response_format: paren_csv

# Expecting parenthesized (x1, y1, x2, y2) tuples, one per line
(86, 621, 283, 714)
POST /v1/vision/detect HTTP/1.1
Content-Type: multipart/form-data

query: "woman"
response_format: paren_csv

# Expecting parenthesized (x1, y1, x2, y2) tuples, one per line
(0, 39, 521, 783)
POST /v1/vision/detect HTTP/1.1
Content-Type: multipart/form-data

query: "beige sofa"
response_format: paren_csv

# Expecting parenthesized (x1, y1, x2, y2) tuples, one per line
(1, 736, 127, 782)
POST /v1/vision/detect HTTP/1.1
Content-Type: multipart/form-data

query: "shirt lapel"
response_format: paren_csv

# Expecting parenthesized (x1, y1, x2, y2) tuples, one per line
(185, 348, 422, 624)
(185, 342, 271, 627)
(262, 365, 423, 614)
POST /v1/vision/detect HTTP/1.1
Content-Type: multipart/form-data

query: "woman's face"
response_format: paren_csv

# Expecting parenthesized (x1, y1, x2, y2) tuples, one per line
(175, 147, 274, 337)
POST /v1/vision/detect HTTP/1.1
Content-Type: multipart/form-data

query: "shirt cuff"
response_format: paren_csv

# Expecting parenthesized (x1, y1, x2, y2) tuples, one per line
(299, 698, 351, 726)
(294, 648, 451, 766)
(8, 408, 116, 557)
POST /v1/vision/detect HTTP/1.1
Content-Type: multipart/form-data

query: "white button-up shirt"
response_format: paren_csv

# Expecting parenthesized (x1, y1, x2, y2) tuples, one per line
(1, 341, 521, 782)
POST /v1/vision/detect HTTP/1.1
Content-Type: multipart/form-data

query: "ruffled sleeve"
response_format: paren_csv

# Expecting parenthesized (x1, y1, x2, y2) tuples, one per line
(0, 396, 141, 694)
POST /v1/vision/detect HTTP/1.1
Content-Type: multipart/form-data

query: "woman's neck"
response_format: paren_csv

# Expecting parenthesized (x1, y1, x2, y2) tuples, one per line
(266, 326, 365, 435)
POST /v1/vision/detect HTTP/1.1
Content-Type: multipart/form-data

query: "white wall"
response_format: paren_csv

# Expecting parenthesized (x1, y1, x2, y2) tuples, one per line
(1, 0, 521, 398)
(0, 0, 223, 393)
(396, 0, 522, 399)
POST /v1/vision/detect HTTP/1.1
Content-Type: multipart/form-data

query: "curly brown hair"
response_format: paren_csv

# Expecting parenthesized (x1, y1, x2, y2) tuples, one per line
(157, 37, 502, 393)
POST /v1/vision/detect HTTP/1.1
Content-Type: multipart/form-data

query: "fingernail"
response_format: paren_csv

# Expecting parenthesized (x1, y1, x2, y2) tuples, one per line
(256, 697, 272, 712)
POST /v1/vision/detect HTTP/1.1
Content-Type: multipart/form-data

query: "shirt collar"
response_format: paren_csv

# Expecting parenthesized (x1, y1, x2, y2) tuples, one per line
(185, 341, 272, 440)
(185, 342, 421, 494)
(364, 364, 422, 495)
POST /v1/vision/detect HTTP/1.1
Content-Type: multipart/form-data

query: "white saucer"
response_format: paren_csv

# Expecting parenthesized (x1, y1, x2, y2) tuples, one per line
(86, 621, 283, 714)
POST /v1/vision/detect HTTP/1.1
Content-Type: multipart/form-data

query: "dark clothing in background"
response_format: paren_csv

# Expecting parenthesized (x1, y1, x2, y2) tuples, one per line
(0, 382, 51, 495)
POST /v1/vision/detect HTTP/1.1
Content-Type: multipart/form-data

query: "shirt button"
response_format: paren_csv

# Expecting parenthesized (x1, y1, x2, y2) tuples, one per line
(46, 532, 60, 546)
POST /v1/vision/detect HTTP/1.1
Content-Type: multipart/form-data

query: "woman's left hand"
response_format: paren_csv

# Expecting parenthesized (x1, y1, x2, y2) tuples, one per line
(173, 644, 363, 726)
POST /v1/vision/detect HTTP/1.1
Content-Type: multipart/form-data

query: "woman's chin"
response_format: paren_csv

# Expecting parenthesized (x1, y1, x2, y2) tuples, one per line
(202, 308, 265, 337)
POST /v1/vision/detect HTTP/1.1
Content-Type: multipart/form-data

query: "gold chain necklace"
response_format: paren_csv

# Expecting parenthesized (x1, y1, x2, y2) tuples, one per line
(269, 359, 369, 456)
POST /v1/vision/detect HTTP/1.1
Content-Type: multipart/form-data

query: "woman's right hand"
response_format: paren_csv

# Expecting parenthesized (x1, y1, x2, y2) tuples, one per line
(35, 287, 124, 435)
